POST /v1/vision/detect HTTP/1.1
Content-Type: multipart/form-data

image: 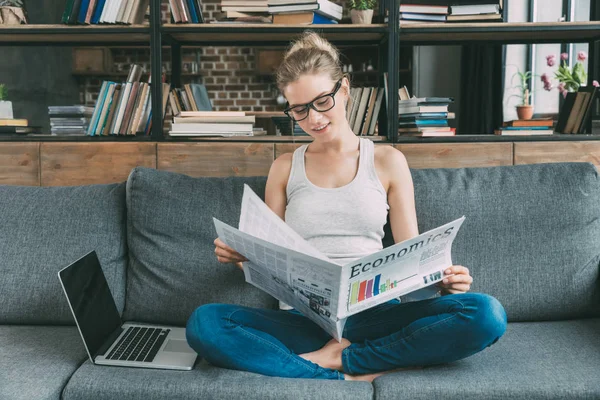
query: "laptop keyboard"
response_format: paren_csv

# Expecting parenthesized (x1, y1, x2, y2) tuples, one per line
(105, 326, 170, 363)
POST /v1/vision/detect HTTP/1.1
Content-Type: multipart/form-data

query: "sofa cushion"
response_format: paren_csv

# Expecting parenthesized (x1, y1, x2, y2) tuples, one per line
(0, 183, 128, 324)
(0, 326, 88, 400)
(123, 167, 276, 326)
(372, 318, 600, 400)
(62, 359, 373, 400)
(405, 163, 600, 321)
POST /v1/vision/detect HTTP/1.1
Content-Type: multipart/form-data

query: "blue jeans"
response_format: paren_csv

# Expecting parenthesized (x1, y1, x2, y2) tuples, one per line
(186, 293, 507, 380)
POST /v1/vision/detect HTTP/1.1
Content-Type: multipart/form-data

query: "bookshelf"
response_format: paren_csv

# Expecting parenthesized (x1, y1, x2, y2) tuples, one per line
(0, 25, 150, 45)
(0, 0, 597, 143)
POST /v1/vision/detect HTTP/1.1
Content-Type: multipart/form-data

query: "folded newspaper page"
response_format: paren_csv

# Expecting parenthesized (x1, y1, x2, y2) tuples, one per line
(213, 184, 465, 340)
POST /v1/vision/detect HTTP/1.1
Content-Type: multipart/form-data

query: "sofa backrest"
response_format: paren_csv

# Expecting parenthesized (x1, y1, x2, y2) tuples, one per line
(404, 162, 600, 322)
(123, 162, 600, 326)
(0, 183, 128, 325)
(123, 167, 277, 326)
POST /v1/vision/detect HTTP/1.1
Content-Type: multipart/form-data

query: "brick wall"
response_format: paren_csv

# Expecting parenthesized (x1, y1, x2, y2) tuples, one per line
(81, 0, 381, 112)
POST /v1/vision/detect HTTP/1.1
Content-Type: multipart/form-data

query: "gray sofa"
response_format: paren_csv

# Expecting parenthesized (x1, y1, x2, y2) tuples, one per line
(1, 162, 599, 400)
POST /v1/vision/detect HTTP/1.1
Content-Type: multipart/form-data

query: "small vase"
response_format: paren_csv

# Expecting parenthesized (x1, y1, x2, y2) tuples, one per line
(0, 100, 13, 119)
(516, 105, 533, 120)
(350, 9, 374, 24)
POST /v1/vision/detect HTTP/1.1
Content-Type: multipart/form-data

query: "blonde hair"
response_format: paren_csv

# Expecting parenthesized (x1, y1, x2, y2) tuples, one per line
(276, 31, 346, 93)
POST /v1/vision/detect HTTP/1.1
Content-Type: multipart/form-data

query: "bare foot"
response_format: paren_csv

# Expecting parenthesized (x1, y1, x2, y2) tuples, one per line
(299, 338, 351, 371)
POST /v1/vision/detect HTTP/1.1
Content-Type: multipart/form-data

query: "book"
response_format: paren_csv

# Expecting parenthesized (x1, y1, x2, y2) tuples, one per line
(494, 128, 553, 136)
(399, 4, 448, 15)
(554, 92, 576, 134)
(214, 184, 466, 340)
(0, 118, 28, 126)
(576, 86, 598, 134)
(272, 11, 337, 24)
(180, 111, 246, 117)
(503, 118, 553, 127)
(400, 128, 456, 137)
(450, 4, 500, 15)
(170, 122, 253, 133)
(173, 116, 256, 123)
(399, 105, 449, 114)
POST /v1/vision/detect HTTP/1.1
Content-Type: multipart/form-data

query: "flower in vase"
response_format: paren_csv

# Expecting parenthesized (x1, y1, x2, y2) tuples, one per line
(542, 51, 588, 94)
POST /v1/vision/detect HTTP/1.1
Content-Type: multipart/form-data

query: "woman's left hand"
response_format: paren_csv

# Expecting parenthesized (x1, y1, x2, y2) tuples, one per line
(437, 265, 473, 295)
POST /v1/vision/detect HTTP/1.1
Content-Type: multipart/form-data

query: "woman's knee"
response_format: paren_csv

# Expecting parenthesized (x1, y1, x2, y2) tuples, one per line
(186, 303, 235, 355)
(468, 293, 508, 347)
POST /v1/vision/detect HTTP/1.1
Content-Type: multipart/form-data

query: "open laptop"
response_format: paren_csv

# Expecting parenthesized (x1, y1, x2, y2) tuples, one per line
(58, 251, 197, 370)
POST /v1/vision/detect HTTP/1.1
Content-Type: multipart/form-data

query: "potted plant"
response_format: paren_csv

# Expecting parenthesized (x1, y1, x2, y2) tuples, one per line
(348, 0, 376, 24)
(0, 84, 13, 119)
(510, 68, 534, 120)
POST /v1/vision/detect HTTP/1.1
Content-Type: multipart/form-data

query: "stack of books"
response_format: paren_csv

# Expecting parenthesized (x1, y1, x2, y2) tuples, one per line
(214, 0, 271, 23)
(399, 0, 503, 24)
(269, 0, 342, 24)
(62, 0, 150, 24)
(168, 84, 212, 115)
(554, 86, 598, 134)
(86, 64, 169, 136)
(48, 105, 94, 136)
(495, 119, 554, 136)
(0, 118, 40, 135)
(168, 0, 204, 23)
(169, 111, 256, 137)
(347, 86, 385, 136)
(398, 96, 455, 136)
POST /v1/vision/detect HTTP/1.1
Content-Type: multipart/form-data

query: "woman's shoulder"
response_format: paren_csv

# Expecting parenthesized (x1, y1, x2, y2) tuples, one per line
(374, 144, 409, 170)
(267, 151, 294, 186)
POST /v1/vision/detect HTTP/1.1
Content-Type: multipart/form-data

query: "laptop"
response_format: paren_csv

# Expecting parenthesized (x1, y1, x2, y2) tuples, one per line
(58, 250, 197, 370)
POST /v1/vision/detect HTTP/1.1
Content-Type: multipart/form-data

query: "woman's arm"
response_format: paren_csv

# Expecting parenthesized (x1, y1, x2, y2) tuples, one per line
(377, 146, 419, 243)
(377, 147, 473, 295)
(264, 152, 293, 220)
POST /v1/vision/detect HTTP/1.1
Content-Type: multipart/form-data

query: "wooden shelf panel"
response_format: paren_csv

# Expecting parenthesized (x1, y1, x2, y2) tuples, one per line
(399, 21, 600, 44)
(40, 142, 156, 186)
(162, 24, 388, 45)
(158, 142, 274, 177)
(0, 142, 40, 186)
(396, 142, 513, 169)
(514, 141, 600, 168)
(0, 24, 150, 45)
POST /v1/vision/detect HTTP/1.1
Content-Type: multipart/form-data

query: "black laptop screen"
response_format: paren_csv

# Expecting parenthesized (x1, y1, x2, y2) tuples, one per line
(58, 251, 122, 358)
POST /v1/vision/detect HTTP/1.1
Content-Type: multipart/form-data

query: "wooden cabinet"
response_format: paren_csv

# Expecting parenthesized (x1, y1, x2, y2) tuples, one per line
(40, 142, 156, 186)
(2, 140, 600, 186)
(0, 142, 40, 186)
(396, 143, 513, 169)
(514, 142, 600, 168)
(158, 143, 274, 177)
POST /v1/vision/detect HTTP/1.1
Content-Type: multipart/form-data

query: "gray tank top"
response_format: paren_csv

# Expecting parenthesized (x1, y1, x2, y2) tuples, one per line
(281, 138, 389, 310)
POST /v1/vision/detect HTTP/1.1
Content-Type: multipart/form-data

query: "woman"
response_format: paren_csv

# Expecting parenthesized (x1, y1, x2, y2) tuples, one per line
(186, 31, 507, 382)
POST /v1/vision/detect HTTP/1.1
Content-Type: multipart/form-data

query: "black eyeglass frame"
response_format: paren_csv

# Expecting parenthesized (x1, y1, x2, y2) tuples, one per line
(283, 79, 343, 122)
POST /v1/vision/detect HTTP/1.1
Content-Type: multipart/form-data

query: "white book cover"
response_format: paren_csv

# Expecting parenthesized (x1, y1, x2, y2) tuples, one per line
(170, 122, 253, 133)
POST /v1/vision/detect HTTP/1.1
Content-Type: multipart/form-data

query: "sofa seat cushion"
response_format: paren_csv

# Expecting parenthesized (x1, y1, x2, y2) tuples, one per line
(62, 359, 373, 400)
(0, 183, 128, 324)
(0, 326, 88, 400)
(373, 318, 600, 400)
(124, 167, 276, 326)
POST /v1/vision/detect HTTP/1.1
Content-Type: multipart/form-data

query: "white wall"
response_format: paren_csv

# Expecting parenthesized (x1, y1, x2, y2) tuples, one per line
(413, 46, 462, 128)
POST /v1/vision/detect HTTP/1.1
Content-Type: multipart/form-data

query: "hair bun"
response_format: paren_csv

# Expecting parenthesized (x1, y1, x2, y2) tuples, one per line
(284, 31, 340, 65)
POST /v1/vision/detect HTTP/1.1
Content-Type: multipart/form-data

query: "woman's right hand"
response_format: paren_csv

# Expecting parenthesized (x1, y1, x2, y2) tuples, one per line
(214, 238, 247, 271)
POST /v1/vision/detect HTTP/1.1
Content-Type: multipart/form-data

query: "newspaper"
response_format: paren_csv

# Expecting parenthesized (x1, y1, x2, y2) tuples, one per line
(213, 184, 465, 341)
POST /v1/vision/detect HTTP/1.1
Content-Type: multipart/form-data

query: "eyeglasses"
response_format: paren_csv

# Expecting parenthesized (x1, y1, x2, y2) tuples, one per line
(283, 79, 342, 122)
